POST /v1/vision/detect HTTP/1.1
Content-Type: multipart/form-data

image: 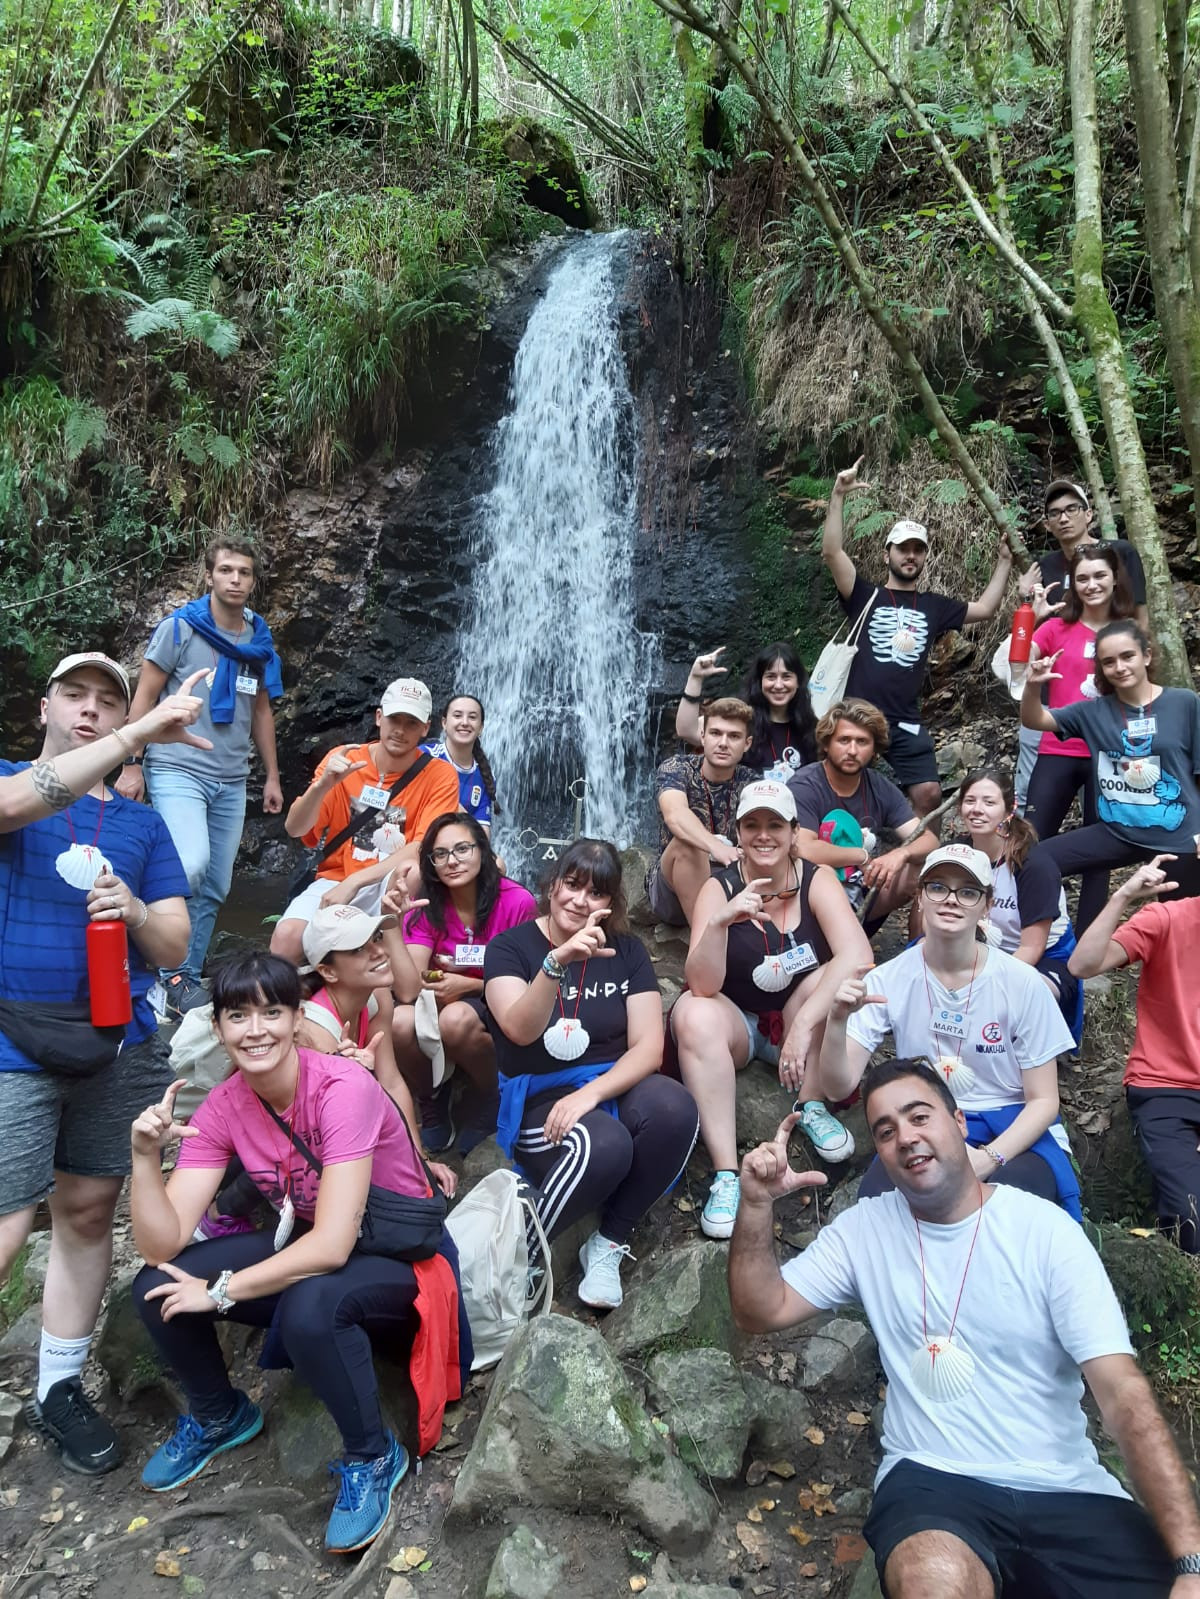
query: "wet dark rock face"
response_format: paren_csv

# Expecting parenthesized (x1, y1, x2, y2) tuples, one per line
(248, 230, 758, 856)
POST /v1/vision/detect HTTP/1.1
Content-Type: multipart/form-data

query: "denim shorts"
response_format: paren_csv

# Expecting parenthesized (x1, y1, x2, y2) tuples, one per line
(0, 1033, 173, 1214)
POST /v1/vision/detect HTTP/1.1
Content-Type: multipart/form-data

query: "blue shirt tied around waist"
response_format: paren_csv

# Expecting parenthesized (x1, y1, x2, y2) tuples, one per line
(496, 1064, 618, 1161)
(965, 1105, 1083, 1222)
(173, 597, 284, 724)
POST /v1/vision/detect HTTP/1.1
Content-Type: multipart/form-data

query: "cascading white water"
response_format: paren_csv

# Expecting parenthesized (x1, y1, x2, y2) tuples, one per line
(458, 232, 659, 877)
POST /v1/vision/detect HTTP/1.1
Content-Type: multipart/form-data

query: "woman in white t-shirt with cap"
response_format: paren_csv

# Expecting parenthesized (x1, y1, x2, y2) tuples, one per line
(818, 842, 1082, 1216)
(672, 778, 871, 1239)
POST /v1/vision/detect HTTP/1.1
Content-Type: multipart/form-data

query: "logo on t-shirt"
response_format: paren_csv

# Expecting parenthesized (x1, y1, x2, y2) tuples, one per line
(981, 1021, 1003, 1044)
(867, 605, 929, 667)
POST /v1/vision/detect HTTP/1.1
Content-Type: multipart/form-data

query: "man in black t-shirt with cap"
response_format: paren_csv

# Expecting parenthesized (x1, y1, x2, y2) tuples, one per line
(822, 458, 1014, 817)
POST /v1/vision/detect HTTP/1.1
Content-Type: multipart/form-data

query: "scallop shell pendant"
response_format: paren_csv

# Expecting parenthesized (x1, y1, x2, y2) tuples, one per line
(1124, 758, 1157, 790)
(55, 844, 111, 890)
(909, 1333, 976, 1401)
(753, 955, 793, 993)
(273, 1194, 295, 1252)
(980, 916, 1004, 948)
(543, 1017, 590, 1062)
(892, 628, 918, 656)
(931, 1055, 976, 1098)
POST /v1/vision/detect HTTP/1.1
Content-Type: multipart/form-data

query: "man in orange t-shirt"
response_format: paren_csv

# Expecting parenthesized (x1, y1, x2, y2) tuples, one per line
(271, 678, 459, 963)
(1069, 852, 1200, 1251)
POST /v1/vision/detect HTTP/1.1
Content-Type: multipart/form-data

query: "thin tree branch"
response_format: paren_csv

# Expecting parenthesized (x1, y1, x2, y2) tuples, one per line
(832, 0, 1073, 322)
(24, 0, 130, 228)
(26, 0, 265, 239)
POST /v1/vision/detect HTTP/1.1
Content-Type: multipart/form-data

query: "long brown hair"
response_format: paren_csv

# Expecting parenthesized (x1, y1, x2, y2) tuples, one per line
(956, 766, 1040, 873)
(1061, 544, 1135, 625)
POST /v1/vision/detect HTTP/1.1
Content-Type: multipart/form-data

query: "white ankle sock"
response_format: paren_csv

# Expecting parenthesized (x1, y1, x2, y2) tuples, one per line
(38, 1331, 90, 1403)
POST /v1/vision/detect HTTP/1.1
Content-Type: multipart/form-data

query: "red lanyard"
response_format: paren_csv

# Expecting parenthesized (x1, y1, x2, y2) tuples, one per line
(700, 777, 729, 837)
(555, 960, 588, 1025)
(63, 787, 105, 849)
(922, 946, 979, 1064)
(915, 1187, 985, 1347)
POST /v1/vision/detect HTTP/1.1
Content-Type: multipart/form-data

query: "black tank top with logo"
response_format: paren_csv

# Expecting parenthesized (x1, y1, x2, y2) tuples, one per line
(713, 860, 832, 1014)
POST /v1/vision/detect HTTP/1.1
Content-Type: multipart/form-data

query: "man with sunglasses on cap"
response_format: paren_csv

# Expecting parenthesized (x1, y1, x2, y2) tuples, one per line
(0, 652, 206, 1475)
(823, 459, 1013, 818)
(271, 677, 458, 965)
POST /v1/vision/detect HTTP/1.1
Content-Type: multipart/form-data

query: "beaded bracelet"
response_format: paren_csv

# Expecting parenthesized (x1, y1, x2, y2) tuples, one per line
(983, 1144, 1006, 1168)
(128, 898, 150, 931)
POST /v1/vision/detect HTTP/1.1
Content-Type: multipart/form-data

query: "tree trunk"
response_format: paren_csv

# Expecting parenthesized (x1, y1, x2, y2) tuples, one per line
(1072, 0, 1190, 683)
(1124, 0, 1200, 554)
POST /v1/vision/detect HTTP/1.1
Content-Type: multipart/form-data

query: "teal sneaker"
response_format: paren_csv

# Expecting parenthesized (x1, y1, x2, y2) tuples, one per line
(795, 1100, 855, 1162)
(141, 1392, 263, 1491)
(324, 1434, 409, 1553)
(701, 1171, 741, 1239)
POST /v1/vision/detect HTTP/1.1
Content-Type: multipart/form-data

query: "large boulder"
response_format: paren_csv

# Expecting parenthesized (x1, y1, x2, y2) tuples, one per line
(484, 1524, 565, 1599)
(450, 1314, 716, 1553)
(646, 1348, 752, 1481)
(481, 118, 597, 228)
(741, 1374, 816, 1456)
(735, 1064, 793, 1148)
(603, 1240, 739, 1360)
(621, 845, 655, 927)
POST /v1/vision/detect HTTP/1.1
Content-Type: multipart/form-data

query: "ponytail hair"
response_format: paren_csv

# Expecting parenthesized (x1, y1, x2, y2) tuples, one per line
(956, 766, 1040, 873)
(438, 693, 500, 816)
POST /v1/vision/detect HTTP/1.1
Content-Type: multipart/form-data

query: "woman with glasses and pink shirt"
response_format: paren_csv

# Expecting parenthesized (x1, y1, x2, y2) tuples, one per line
(388, 813, 536, 1154)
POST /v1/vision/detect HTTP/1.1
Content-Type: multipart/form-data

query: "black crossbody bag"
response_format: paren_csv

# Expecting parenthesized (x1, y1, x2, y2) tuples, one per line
(286, 752, 433, 900)
(258, 1091, 446, 1262)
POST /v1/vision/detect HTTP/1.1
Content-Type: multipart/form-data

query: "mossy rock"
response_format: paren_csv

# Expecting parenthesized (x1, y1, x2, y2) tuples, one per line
(478, 118, 597, 228)
(1089, 1221, 1200, 1364)
(603, 1239, 740, 1361)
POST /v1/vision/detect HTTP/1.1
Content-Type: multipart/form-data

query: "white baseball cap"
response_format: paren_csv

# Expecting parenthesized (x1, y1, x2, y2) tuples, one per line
(736, 779, 797, 823)
(380, 678, 432, 721)
(920, 843, 993, 890)
(47, 652, 131, 704)
(885, 519, 929, 548)
(299, 904, 396, 971)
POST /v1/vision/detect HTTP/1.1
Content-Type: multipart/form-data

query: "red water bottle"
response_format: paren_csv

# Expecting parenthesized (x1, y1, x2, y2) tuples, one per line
(1009, 600, 1035, 665)
(87, 920, 132, 1026)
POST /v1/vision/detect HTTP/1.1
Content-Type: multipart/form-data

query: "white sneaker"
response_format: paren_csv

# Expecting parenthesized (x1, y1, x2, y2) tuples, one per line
(796, 1101, 855, 1162)
(577, 1232, 634, 1310)
(701, 1171, 741, 1239)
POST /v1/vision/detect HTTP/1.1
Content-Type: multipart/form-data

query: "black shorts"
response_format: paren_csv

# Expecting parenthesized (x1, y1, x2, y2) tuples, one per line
(864, 1459, 1172, 1598)
(885, 722, 939, 788)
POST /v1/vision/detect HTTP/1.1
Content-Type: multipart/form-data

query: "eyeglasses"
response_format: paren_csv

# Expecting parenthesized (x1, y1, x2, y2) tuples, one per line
(922, 879, 984, 907)
(1045, 505, 1087, 521)
(430, 841, 480, 865)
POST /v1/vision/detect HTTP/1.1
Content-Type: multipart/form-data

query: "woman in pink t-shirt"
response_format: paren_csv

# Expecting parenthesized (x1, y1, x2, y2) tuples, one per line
(1023, 545, 1137, 929)
(128, 952, 464, 1555)
(389, 813, 536, 1155)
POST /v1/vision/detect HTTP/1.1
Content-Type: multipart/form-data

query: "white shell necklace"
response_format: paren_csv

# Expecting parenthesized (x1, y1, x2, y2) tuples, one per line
(909, 1188, 985, 1402)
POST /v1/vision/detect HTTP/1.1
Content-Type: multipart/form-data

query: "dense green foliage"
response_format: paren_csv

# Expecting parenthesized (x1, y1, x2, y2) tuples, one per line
(1, 0, 1197, 676)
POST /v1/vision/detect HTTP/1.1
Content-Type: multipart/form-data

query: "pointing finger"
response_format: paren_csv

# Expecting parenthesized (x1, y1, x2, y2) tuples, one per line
(774, 1111, 802, 1143)
(181, 668, 209, 695)
(159, 1078, 188, 1117)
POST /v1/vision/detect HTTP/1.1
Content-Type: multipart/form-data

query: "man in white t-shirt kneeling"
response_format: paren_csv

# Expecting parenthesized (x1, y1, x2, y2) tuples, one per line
(729, 1058, 1196, 1598)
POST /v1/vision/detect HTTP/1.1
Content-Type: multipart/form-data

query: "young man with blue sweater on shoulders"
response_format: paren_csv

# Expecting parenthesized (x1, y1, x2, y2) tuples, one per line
(117, 541, 284, 1016)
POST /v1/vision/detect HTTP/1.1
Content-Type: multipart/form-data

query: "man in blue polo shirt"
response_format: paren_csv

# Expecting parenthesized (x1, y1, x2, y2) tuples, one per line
(0, 653, 204, 1475)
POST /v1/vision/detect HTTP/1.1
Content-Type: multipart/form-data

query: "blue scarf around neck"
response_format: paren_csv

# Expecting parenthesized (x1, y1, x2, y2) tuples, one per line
(171, 596, 283, 724)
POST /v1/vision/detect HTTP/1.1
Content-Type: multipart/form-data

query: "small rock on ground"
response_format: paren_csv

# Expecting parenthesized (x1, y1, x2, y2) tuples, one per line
(485, 1523, 565, 1599)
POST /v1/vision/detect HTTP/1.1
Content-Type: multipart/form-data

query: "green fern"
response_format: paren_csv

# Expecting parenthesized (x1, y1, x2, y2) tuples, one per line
(63, 402, 108, 462)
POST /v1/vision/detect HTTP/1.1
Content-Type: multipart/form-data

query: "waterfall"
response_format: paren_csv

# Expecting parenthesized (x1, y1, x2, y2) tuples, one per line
(458, 232, 659, 878)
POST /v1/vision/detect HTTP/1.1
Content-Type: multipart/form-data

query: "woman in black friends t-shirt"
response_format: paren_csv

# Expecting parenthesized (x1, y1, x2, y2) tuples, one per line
(670, 781, 871, 1241)
(484, 840, 698, 1313)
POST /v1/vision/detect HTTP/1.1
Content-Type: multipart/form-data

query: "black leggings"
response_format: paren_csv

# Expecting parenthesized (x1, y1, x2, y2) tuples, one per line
(1033, 828, 1200, 933)
(1024, 755, 1109, 930)
(133, 1231, 420, 1459)
(858, 1147, 1057, 1204)
(1127, 1088, 1200, 1254)
(514, 1075, 698, 1246)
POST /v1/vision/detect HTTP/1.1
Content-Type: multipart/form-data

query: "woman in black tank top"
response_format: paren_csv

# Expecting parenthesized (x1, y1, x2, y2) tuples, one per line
(670, 780, 872, 1240)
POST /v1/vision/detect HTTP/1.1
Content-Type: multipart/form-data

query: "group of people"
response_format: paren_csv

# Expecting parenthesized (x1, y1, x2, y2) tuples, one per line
(2, 475, 1200, 1591)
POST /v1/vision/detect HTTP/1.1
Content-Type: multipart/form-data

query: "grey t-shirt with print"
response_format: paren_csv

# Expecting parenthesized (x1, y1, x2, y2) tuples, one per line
(142, 616, 259, 782)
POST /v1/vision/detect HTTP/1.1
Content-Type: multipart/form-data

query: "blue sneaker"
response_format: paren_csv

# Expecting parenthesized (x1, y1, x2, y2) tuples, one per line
(141, 1392, 263, 1491)
(325, 1434, 409, 1553)
(420, 1082, 456, 1153)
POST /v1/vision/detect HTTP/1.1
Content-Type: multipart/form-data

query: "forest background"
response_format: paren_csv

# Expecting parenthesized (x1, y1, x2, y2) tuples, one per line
(1, 0, 1199, 687)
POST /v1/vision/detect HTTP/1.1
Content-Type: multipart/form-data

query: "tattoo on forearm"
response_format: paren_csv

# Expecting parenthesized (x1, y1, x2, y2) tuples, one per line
(30, 761, 76, 812)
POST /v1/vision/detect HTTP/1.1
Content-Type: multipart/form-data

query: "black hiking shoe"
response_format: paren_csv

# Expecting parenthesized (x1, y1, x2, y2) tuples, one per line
(27, 1377, 122, 1475)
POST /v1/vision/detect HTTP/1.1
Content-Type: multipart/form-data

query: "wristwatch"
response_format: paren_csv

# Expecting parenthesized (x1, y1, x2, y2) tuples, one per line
(1176, 1554, 1200, 1576)
(123, 755, 144, 767)
(206, 1269, 236, 1315)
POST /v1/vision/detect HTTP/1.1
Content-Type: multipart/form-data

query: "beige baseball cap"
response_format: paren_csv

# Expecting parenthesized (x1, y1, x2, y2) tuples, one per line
(47, 652, 131, 704)
(299, 904, 396, 971)
(736, 779, 797, 823)
(920, 843, 993, 890)
(885, 519, 929, 548)
(379, 678, 433, 721)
